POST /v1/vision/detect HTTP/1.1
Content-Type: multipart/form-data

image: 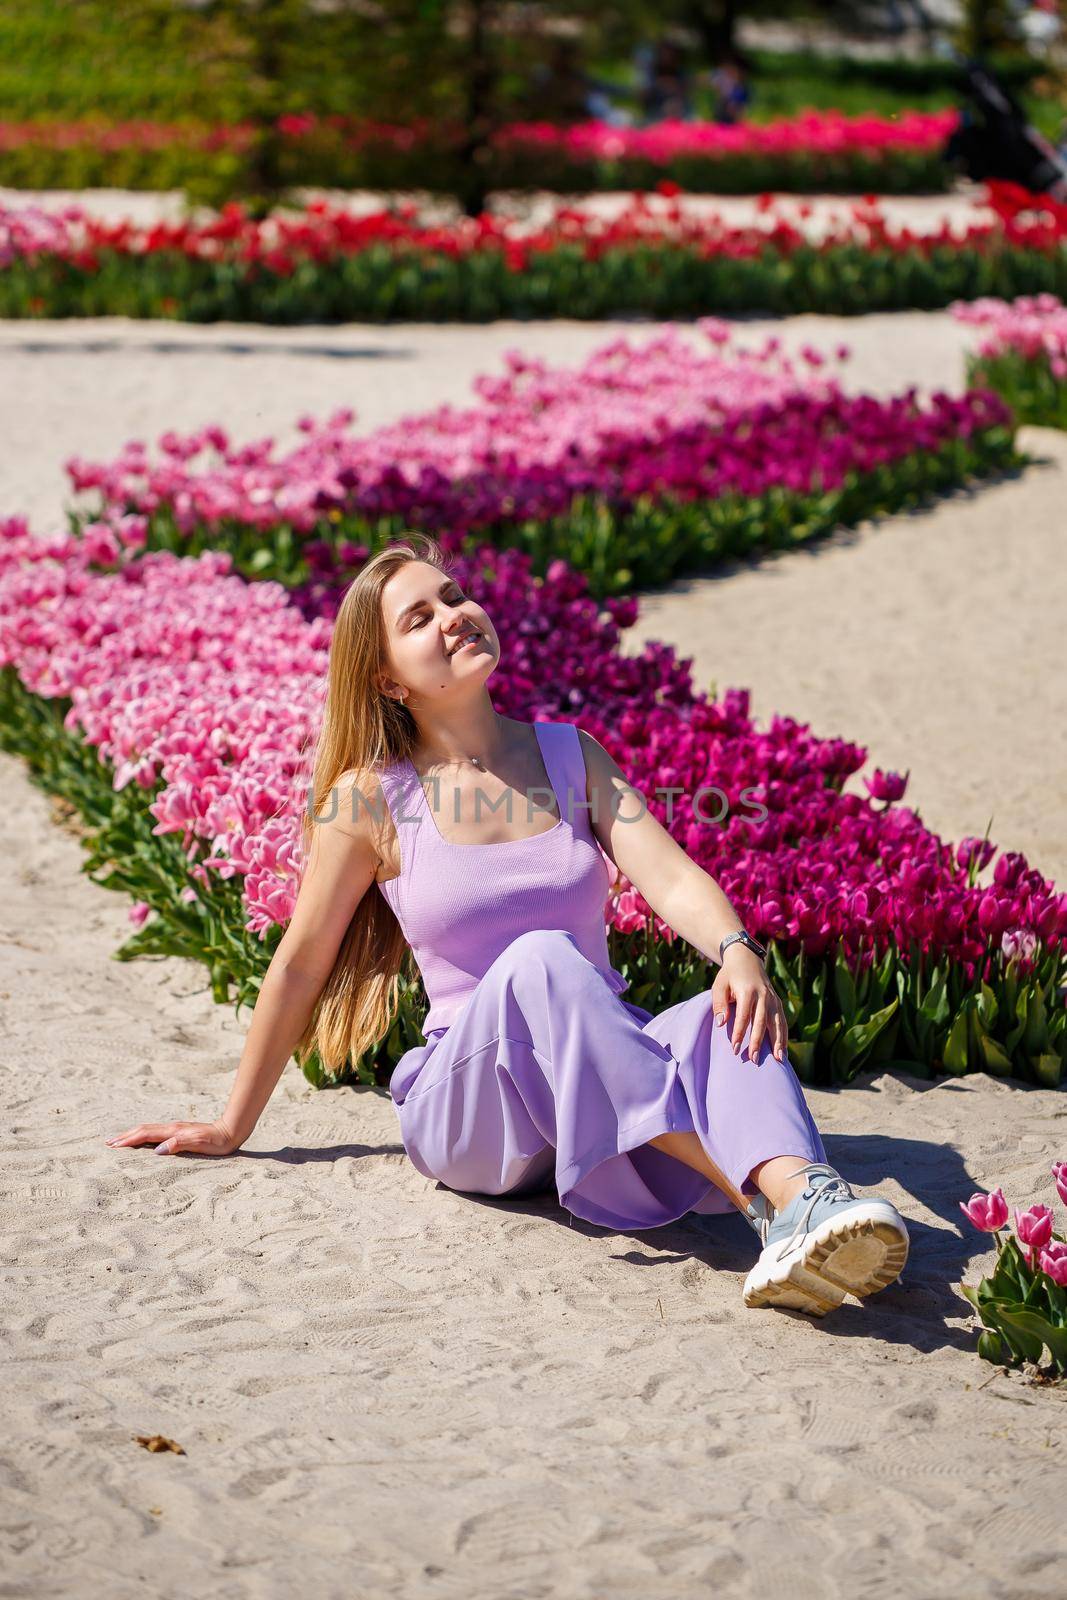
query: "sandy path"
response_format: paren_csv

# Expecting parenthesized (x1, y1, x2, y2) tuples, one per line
(3, 299, 1067, 1594)
(3, 746, 1067, 1598)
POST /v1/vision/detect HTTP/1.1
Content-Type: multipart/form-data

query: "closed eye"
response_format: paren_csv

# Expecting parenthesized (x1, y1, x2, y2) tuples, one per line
(408, 588, 466, 628)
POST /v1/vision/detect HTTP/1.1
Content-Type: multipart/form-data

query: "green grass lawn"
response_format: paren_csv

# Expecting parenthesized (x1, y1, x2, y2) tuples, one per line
(1, 4, 1059, 137)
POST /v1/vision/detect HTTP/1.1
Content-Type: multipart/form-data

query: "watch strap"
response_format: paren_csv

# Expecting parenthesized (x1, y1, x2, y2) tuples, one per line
(719, 930, 767, 964)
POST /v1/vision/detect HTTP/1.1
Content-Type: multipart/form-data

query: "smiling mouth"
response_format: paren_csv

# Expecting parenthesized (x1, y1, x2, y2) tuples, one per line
(449, 629, 483, 656)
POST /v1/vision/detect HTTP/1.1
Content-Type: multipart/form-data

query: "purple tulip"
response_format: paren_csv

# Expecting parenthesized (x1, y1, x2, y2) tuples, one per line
(956, 836, 996, 874)
(863, 767, 909, 803)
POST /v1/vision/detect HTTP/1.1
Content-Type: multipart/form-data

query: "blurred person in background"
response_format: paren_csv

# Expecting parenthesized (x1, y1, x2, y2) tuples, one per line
(710, 47, 751, 124)
(527, 37, 632, 126)
(634, 36, 694, 122)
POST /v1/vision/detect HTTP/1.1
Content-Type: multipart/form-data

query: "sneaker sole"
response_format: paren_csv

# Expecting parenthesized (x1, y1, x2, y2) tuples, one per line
(742, 1202, 909, 1317)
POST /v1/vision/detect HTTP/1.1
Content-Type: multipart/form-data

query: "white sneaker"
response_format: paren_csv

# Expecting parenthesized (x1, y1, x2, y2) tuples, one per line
(742, 1162, 909, 1316)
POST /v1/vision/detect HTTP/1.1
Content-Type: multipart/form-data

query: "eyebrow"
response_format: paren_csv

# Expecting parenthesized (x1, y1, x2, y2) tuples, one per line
(394, 577, 462, 628)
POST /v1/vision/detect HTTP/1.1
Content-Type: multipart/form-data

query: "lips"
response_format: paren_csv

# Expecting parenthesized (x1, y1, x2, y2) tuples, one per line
(448, 627, 482, 657)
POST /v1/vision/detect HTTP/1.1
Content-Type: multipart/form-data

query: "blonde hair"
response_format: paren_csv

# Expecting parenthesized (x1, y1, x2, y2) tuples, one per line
(292, 530, 455, 1079)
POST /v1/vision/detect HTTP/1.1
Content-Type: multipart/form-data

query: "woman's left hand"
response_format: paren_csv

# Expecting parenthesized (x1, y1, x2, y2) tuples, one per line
(711, 946, 788, 1064)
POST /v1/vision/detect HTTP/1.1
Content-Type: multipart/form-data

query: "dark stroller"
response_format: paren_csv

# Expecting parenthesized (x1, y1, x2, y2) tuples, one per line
(944, 58, 1067, 202)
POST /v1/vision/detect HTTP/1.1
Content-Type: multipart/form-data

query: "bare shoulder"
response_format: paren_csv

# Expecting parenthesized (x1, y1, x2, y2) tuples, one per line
(280, 765, 390, 971)
(321, 765, 393, 845)
(573, 726, 640, 815)
(574, 727, 627, 786)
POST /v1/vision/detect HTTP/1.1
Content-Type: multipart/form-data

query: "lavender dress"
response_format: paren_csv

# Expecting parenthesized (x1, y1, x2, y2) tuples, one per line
(376, 719, 826, 1231)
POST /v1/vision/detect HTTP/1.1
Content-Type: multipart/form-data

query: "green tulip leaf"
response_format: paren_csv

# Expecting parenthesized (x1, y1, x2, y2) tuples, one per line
(942, 1004, 971, 1075)
(982, 1303, 1045, 1364)
(977, 1329, 1004, 1365)
(978, 1034, 1013, 1077)
(1023, 986, 1049, 1054)
(830, 999, 900, 1079)
(996, 1307, 1067, 1370)
(1033, 1053, 1063, 1089)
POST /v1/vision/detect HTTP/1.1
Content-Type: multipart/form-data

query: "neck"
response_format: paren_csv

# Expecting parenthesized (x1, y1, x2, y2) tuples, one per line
(411, 698, 509, 771)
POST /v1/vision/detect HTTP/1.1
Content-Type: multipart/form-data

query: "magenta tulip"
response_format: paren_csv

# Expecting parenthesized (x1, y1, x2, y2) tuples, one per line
(864, 767, 909, 803)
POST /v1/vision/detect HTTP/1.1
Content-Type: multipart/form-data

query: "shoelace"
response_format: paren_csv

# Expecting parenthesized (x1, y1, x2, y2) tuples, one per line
(763, 1162, 858, 1261)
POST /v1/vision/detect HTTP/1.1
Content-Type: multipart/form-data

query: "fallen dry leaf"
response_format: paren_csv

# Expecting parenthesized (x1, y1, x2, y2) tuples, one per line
(133, 1434, 185, 1455)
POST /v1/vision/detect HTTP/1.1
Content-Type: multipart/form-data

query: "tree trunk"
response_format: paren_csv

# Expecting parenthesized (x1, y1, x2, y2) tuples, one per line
(456, 0, 495, 218)
(245, 0, 287, 210)
(686, 0, 739, 67)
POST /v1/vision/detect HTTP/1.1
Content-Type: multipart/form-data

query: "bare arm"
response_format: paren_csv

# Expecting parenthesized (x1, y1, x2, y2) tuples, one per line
(218, 773, 383, 1140)
(577, 729, 788, 1063)
(577, 728, 743, 963)
(105, 770, 386, 1154)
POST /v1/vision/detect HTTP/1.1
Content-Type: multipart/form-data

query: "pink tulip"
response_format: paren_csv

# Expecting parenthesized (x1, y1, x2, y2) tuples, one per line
(959, 1187, 1009, 1232)
(1015, 1203, 1055, 1268)
(127, 901, 151, 929)
(1039, 1243, 1067, 1286)
(1052, 1161, 1067, 1208)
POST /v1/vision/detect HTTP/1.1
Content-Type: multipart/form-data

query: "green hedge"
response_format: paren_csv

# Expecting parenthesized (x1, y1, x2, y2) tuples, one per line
(0, 138, 951, 200)
(8, 240, 1067, 323)
(966, 350, 1067, 430)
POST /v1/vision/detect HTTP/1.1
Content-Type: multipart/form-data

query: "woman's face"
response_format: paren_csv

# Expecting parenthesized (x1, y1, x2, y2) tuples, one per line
(377, 561, 499, 708)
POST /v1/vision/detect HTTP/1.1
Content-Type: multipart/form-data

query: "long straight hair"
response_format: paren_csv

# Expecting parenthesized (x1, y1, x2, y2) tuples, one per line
(292, 531, 454, 1075)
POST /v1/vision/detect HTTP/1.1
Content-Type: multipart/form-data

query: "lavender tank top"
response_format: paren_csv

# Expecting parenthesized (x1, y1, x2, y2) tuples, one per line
(375, 719, 629, 1040)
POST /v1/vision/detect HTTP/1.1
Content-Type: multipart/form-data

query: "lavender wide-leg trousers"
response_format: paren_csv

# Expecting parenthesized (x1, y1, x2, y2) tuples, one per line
(388, 928, 827, 1231)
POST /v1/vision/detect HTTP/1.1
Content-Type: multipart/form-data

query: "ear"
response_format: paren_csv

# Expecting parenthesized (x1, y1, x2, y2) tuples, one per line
(376, 673, 403, 701)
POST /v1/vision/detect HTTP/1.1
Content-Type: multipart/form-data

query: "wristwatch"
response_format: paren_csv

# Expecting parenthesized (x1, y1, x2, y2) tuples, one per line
(719, 930, 767, 964)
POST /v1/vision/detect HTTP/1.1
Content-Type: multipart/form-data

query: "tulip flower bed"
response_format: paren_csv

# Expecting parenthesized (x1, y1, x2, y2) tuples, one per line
(64, 325, 1023, 601)
(3, 181, 1067, 322)
(1, 516, 1065, 1092)
(953, 292, 1067, 431)
(959, 1168, 1067, 1380)
(0, 109, 957, 196)
(434, 109, 957, 196)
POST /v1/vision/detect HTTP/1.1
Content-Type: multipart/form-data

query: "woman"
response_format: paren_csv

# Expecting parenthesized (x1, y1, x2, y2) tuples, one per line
(106, 533, 910, 1316)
